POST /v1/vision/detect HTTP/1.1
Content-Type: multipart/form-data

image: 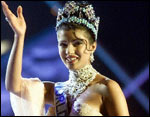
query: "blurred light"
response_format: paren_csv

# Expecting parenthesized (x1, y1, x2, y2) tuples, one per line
(44, 1, 62, 16)
(123, 65, 149, 112)
(95, 45, 149, 112)
(44, 1, 62, 10)
(1, 40, 11, 56)
(50, 6, 58, 16)
(124, 65, 149, 98)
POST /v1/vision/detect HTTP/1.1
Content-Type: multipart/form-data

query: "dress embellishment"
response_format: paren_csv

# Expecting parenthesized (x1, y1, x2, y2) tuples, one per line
(63, 64, 98, 100)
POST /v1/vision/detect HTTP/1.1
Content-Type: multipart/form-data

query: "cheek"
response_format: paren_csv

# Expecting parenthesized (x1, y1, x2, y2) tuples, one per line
(77, 46, 90, 59)
(58, 48, 65, 59)
(76, 45, 87, 55)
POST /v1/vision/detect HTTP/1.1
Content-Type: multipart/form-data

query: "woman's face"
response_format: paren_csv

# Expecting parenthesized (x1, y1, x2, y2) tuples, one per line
(57, 28, 96, 70)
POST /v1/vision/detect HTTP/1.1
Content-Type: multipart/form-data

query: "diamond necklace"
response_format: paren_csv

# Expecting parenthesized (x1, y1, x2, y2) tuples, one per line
(63, 64, 99, 100)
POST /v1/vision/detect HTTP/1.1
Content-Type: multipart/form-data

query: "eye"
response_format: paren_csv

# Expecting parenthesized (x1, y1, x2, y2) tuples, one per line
(59, 42, 68, 48)
(73, 40, 83, 47)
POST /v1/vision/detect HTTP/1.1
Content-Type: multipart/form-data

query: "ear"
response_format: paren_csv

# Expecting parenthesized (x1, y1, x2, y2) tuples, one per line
(90, 42, 97, 53)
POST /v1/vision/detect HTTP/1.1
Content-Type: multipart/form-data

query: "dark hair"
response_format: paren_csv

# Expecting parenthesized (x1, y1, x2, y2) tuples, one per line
(57, 22, 95, 45)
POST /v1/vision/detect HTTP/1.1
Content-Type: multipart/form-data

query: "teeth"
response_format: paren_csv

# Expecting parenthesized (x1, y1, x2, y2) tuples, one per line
(70, 58, 76, 60)
(66, 58, 77, 62)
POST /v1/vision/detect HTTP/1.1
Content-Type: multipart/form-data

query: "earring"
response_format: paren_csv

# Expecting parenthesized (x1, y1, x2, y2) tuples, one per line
(90, 53, 95, 63)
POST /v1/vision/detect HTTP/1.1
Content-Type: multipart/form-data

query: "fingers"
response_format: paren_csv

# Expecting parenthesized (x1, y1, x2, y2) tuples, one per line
(1, 1, 15, 20)
(1, 1, 11, 16)
(1, 1, 24, 21)
(1, 1, 8, 16)
(17, 5, 23, 19)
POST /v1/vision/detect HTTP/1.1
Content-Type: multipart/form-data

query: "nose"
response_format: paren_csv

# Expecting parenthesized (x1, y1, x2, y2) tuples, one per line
(66, 43, 75, 55)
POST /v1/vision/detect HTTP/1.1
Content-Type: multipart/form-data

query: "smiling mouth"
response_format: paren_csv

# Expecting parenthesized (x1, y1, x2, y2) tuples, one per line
(66, 55, 79, 64)
(66, 58, 78, 64)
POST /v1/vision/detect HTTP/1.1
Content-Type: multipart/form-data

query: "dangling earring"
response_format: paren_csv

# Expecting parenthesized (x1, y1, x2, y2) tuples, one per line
(90, 53, 95, 63)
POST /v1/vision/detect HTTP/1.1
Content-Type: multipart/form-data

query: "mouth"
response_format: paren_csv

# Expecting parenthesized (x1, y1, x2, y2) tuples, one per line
(66, 55, 79, 64)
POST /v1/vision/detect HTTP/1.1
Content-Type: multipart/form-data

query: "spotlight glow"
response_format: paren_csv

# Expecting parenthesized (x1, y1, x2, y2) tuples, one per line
(95, 45, 149, 113)
(1, 40, 11, 55)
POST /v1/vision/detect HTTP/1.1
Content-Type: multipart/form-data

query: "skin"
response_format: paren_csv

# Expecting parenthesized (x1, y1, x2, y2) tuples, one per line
(2, 1, 129, 116)
(57, 29, 97, 70)
(56, 29, 129, 116)
(2, 1, 26, 96)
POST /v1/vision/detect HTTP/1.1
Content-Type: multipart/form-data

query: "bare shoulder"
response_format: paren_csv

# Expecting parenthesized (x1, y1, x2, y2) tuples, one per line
(100, 75, 123, 97)
(97, 76, 129, 115)
(95, 74, 123, 97)
(96, 74, 121, 89)
(106, 79, 126, 101)
(106, 79, 121, 90)
(43, 81, 55, 104)
(106, 79, 125, 99)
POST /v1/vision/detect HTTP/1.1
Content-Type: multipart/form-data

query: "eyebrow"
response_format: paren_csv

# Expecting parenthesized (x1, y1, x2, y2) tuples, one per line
(72, 38, 84, 41)
(59, 38, 84, 42)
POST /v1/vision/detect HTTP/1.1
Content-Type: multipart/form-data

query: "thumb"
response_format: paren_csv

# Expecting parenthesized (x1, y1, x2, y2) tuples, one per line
(17, 5, 23, 18)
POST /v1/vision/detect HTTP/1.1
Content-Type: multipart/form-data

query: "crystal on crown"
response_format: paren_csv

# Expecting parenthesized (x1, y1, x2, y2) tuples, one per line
(56, 1, 100, 40)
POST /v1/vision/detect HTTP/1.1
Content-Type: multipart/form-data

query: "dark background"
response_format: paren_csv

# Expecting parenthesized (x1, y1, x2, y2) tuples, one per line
(1, 1, 149, 116)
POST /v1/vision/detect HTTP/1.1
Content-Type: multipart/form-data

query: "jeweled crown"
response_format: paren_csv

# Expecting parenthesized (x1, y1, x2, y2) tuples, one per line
(56, 1, 100, 40)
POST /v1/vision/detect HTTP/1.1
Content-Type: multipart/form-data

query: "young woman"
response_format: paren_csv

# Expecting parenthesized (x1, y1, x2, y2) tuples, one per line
(2, 1, 129, 116)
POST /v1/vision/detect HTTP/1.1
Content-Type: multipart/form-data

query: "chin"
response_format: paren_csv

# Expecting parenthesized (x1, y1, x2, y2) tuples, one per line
(65, 63, 88, 71)
(62, 60, 78, 70)
(63, 59, 89, 70)
(66, 64, 78, 70)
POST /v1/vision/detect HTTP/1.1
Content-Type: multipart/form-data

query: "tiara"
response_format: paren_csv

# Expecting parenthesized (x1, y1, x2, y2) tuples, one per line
(56, 1, 100, 40)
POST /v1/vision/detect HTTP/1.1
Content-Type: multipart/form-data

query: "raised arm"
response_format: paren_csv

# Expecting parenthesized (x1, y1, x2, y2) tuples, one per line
(1, 1, 26, 96)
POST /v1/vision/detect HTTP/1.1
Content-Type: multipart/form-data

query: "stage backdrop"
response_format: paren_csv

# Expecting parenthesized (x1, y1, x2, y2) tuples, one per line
(1, 1, 149, 116)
